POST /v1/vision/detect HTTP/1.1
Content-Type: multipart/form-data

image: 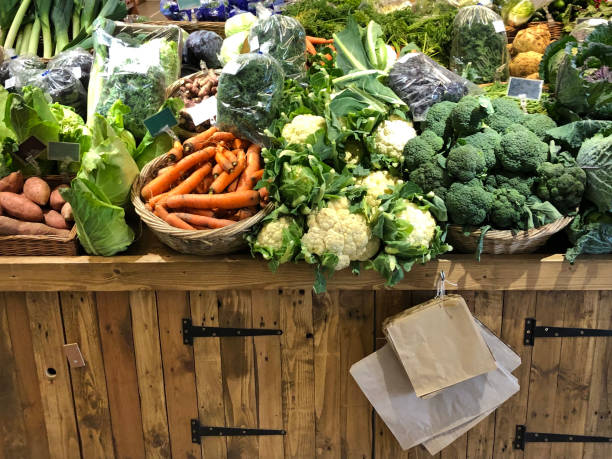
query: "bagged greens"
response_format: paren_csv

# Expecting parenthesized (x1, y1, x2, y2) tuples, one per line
(88, 20, 183, 139)
(450, 5, 509, 84)
(216, 53, 285, 145)
(48, 48, 94, 88)
(29, 68, 87, 117)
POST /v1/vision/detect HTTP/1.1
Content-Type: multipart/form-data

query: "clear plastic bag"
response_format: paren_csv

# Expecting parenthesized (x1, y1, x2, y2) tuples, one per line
(571, 19, 609, 43)
(248, 14, 306, 81)
(450, 5, 509, 84)
(499, 0, 553, 27)
(216, 53, 285, 145)
(388, 52, 480, 121)
(7, 55, 47, 91)
(48, 48, 94, 88)
(29, 69, 87, 117)
(88, 21, 183, 139)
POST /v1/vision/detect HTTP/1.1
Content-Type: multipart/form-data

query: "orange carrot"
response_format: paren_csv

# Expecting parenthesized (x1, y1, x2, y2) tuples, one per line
(196, 175, 214, 194)
(258, 187, 269, 205)
(141, 147, 216, 199)
(233, 138, 249, 150)
(216, 150, 234, 173)
(324, 53, 332, 61)
(173, 212, 236, 229)
(237, 145, 262, 191)
(251, 169, 264, 182)
(212, 163, 223, 178)
(154, 205, 195, 230)
(227, 178, 239, 193)
(154, 163, 212, 206)
(234, 207, 258, 220)
(181, 208, 214, 217)
(307, 36, 334, 44)
(208, 132, 235, 144)
(183, 126, 218, 153)
(166, 190, 260, 210)
(305, 38, 316, 55)
(157, 165, 174, 176)
(226, 149, 239, 166)
(168, 141, 184, 161)
(210, 150, 247, 194)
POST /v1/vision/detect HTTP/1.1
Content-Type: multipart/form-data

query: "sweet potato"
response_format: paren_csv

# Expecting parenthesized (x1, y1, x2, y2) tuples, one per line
(0, 192, 43, 222)
(23, 177, 51, 206)
(0, 216, 70, 236)
(61, 202, 73, 222)
(0, 172, 24, 193)
(50, 185, 68, 211)
(44, 210, 68, 230)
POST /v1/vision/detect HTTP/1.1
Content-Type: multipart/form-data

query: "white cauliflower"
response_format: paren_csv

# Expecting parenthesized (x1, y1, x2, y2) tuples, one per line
(301, 197, 380, 270)
(396, 201, 437, 248)
(373, 119, 417, 165)
(256, 217, 293, 252)
(357, 170, 403, 207)
(282, 114, 326, 145)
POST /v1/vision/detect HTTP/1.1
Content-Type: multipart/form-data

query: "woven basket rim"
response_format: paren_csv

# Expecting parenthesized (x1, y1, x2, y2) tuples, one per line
(131, 153, 273, 241)
(448, 214, 574, 240)
(0, 224, 77, 243)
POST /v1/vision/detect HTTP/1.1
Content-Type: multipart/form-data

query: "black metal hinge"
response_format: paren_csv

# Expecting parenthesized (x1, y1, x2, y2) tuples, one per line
(191, 419, 286, 443)
(523, 318, 612, 346)
(182, 318, 282, 345)
(514, 425, 612, 450)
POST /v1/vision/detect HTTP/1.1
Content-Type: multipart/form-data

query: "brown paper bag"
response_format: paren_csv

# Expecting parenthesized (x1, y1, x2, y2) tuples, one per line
(382, 294, 497, 398)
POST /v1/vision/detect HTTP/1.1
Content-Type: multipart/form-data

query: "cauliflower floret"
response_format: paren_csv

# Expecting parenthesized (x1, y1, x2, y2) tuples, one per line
(357, 170, 402, 206)
(373, 119, 417, 162)
(281, 114, 326, 145)
(396, 201, 437, 248)
(256, 217, 292, 251)
(301, 197, 380, 270)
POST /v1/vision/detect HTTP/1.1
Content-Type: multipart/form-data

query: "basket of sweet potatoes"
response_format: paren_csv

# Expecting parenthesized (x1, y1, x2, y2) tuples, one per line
(131, 126, 273, 256)
(0, 172, 78, 256)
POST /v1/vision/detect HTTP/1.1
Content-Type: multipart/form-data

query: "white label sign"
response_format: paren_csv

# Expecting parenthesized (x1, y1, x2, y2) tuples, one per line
(185, 96, 217, 126)
(108, 42, 159, 74)
(72, 67, 82, 80)
(250, 35, 259, 51)
(4, 77, 16, 89)
(222, 61, 241, 75)
(493, 20, 506, 34)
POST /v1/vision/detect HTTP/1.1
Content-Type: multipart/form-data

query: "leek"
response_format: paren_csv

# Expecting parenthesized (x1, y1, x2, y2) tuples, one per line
(0, 0, 20, 45)
(81, 0, 101, 33)
(15, 30, 25, 55)
(51, 0, 74, 55)
(28, 17, 42, 56)
(4, 0, 33, 50)
(34, 0, 53, 58)
(72, 0, 83, 39)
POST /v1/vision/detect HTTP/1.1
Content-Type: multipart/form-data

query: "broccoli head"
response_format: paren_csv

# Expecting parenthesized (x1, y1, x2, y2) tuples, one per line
(536, 162, 586, 214)
(447, 144, 487, 182)
(409, 160, 449, 199)
(486, 114, 515, 134)
(450, 96, 493, 137)
(461, 129, 501, 170)
(485, 173, 535, 198)
(419, 130, 444, 152)
(491, 98, 524, 123)
(423, 101, 456, 138)
(497, 130, 548, 173)
(522, 113, 557, 140)
(446, 180, 494, 226)
(490, 188, 528, 229)
(403, 136, 435, 170)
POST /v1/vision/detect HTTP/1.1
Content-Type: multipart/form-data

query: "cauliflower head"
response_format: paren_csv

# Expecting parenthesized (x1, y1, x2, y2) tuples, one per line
(373, 119, 417, 164)
(282, 114, 326, 145)
(396, 201, 437, 248)
(256, 217, 294, 252)
(357, 171, 402, 207)
(301, 197, 380, 270)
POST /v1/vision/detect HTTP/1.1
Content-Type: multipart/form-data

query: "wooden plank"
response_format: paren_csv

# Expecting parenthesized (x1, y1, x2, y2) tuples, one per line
(494, 291, 536, 459)
(96, 291, 146, 459)
(280, 289, 316, 458)
(2, 253, 612, 292)
(189, 290, 226, 459)
(60, 292, 114, 459)
(339, 290, 374, 458)
(466, 291, 504, 459)
(583, 291, 612, 459)
(523, 291, 568, 459)
(218, 290, 259, 457)
(157, 291, 201, 459)
(0, 293, 28, 458)
(4, 292, 50, 459)
(251, 290, 284, 459)
(313, 291, 341, 458)
(25, 292, 80, 459)
(130, 291, 171, 458)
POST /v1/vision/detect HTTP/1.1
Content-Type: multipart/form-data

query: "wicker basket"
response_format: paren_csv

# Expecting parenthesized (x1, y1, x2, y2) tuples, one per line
(142, 20, 225, 37)
(166, 70, 220, 139)
(131, 154, 272, 256)
(506, 21, 563, 43)
(447, 215, 574, 255)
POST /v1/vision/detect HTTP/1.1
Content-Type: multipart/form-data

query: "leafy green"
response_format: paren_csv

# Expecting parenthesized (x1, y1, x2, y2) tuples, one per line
(539, 35, 577, 91)
(5, 86, 60, 145)
(576, 133, 612, 213)
(566, 208, 612, 262)
(546, 120, 612, 151)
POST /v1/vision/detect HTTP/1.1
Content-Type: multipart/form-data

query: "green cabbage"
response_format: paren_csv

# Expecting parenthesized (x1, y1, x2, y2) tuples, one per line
(219, 31, 249, 65)
(225, 12, 257, 37)
(504, 0, 536, 27)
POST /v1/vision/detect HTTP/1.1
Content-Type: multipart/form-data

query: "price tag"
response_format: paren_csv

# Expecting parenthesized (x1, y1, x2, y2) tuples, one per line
(144, 107, 178, 137)
(72, 67, 82, 80)
(48, 142, 81, 162)
(507, 77, 543, 101)
(109, 42, 159, 73)
(4, 77, 16, 89)
(13, 137, 46, 165)
(222, 60, 241, 75)
(493, 20, 506, 34)
(186, 96, 217, 127)
(250, 35, 259, 51)
(177, 0, 200, 9)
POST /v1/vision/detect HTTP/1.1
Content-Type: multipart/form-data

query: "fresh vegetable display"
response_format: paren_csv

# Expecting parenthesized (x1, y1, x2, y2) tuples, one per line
(175, 69, 219, 133)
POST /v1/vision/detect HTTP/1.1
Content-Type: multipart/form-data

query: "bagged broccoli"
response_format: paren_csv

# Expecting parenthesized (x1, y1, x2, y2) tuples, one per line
(217, 53, 284, 145)
(48, 48, 94, 88)
(88, 21, 183, 139)
(450, 5, 510, 84)
(28, 69, 88, 117)
(248, 14, 306, 81)
(389, 52, 479, 121)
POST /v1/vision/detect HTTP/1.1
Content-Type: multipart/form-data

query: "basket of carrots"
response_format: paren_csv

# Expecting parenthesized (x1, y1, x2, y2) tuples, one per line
(131, 126, 273, 256)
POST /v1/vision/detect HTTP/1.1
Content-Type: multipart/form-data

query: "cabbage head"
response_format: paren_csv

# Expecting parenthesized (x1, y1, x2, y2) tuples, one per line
(225, 13, 257, 37)
(279, 163, 318, 208)
(504, 0, 536, 27)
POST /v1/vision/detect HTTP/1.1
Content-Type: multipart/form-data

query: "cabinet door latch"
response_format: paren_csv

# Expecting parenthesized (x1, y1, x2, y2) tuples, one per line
(523, 318, 612, 346)
(191, 419, 286, 443)
(514, 425, 612, 450)
(182, 318, 282, 345)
